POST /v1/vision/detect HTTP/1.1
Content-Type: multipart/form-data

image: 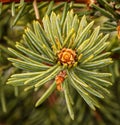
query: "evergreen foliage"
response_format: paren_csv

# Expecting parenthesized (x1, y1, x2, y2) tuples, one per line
(7, 10, 113, 119)
(0, 0, 120, 125)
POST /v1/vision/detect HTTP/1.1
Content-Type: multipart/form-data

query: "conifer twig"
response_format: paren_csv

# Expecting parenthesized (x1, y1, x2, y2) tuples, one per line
(0, 0, 91, 4)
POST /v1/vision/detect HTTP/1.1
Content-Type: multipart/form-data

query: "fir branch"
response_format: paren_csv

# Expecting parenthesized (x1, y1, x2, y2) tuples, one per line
(7, 10, 112, 119)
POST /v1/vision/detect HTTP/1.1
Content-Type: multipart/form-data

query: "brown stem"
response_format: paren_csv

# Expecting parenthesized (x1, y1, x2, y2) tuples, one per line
(93, 111, 102, 122)
(0, 0, 89, 4)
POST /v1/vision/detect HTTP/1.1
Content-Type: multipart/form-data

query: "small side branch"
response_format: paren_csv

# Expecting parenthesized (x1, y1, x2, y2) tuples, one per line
(0, 0, 89, 4)
(33, 0, 40, 20)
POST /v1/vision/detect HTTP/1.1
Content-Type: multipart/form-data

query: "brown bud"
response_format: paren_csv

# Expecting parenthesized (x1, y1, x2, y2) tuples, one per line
(57, 48, 77, 66)
(55, 70, 66, 91)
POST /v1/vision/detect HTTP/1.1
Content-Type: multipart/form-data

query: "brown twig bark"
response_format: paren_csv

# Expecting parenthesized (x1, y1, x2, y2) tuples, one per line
(0, 0, 90, 4)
